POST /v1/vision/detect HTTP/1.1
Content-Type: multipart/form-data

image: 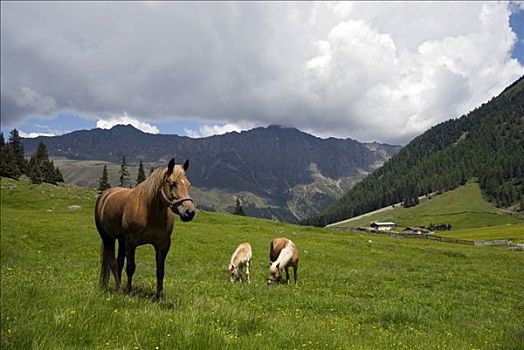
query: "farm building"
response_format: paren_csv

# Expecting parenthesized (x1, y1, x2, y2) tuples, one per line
(402, 226, 431, 235)
(370, 222, 397, 231)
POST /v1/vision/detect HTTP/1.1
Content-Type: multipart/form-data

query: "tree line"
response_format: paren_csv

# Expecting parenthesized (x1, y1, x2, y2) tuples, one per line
(302, 76, 524, 227)
(1, 129, 64, 185)
(98, 155, 151, 192)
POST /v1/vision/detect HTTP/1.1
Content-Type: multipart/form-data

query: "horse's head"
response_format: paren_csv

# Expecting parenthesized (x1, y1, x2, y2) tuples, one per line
(267, 262, 282, 285)
(228, 264, 239, 283)
(161, 158, 196, 222)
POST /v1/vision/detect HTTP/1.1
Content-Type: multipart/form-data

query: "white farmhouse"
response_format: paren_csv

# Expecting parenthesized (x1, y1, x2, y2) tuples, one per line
(370, 222, 397, 231)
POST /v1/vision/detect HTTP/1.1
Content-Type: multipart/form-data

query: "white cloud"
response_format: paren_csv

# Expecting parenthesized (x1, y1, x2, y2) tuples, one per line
(299, 2, 523, 142)
(96, 113, 159, 134)
(18, 130, 55, 138)
(1, 2, 523, 144)
(184, 123, 247, 138)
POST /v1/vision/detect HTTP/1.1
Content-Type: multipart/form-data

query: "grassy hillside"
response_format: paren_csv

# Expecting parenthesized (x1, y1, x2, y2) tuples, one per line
(331, 181, 522, 231)
(1, 178, 523, 349)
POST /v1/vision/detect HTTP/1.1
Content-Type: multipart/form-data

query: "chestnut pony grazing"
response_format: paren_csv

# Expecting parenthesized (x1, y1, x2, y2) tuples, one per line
(94, 158, 195, 302)
(268, 237, 299, 285)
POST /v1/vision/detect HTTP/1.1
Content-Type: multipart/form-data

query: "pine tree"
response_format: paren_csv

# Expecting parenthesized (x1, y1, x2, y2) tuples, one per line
(149, 167, 155, 176)
(9, 129, 27, 174)
(233, 196, 246, 216)
(28, 154, 43, 184)
(27, 141, 57, 184)
(55, 166, 64, 183)
(136, 160, 146, 185)
(0, 133, 21, 179)
(44, 160, 57, 185)
(98, 165, 111, 192)
(119, 155, 130, 187)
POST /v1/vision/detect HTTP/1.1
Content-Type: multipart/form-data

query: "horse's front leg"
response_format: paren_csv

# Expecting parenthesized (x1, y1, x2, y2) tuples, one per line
(125, 238, 137, 294)
(245, 261, 251, 284)
(285, 266, 290, 284)
(155, 239, 171, 303)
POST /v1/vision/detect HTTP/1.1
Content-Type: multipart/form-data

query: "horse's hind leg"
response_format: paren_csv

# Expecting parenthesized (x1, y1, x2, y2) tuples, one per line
(155, 239, 171, 303)
(125, 238, 137, 295)
(115, 238, 126, 291)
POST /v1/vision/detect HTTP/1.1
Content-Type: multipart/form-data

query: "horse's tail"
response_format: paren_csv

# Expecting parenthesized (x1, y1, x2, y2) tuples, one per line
(96, 219, 116, 289)
(95, 192, 113, 290)
(98, 240, 106, 288)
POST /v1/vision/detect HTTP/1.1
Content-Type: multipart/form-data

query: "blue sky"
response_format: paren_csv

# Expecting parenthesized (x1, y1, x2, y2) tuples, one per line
(2, 2, 524, 145)
(510, 6, 524, 64)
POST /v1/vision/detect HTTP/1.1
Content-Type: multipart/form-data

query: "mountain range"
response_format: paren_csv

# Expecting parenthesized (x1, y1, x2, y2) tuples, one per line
(21, 125, 400, 222)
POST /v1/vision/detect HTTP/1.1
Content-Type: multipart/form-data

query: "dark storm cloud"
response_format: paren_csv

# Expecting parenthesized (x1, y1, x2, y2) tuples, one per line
(1, 1, 523, 144)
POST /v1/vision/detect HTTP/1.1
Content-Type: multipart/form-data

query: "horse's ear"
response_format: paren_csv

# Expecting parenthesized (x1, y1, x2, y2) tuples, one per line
(183, 159, 189, 171)
(167, 158, 175, 174)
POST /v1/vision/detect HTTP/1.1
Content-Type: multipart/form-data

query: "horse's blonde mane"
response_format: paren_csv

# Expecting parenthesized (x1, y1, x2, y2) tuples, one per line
(271, 241, 294, 271)
(134, 165, 185, 201)
(134, 166, 166, 201)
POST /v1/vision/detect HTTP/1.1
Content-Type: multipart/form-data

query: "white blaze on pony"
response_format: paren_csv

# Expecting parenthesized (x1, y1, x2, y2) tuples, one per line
(268, 237, 299, 285)
(228, 242, 252, 283)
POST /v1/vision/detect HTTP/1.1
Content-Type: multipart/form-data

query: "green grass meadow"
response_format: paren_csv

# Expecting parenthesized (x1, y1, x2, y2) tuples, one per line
(439, 224, 524, 244)
(1, 178, 524, 349)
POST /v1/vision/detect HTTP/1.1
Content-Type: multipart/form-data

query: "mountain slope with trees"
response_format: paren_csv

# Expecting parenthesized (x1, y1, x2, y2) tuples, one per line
(304, 76, 524, 227)
(21, 125, 400, 222)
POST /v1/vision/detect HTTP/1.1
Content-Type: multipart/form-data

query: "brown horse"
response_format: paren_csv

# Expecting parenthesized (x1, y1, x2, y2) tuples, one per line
(94, 158, 195, 302)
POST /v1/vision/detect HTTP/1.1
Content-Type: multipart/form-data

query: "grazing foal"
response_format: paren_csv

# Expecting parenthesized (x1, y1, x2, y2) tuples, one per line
(268, 237, 299, 285)
(228, 242, 252, 283)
